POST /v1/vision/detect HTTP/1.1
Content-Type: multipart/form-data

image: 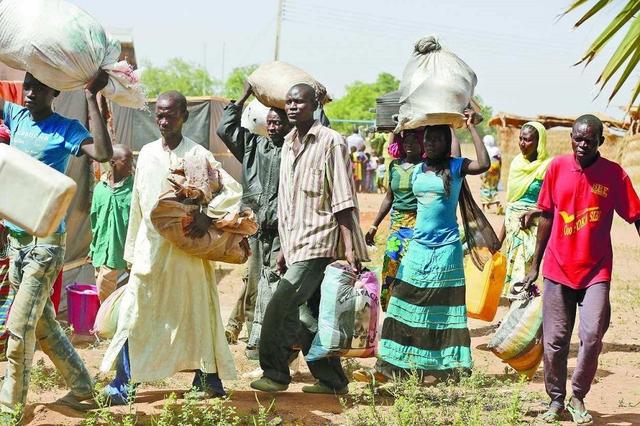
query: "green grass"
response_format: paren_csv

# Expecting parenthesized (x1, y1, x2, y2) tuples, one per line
(342, 371, 537, 426)
(30, 358, 66, 393)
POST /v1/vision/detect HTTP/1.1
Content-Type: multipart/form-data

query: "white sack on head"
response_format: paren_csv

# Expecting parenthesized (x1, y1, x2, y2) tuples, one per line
(247, 61, 330, 110)
(0, 0, 145, 109)
(241, 99, 271, 137)
(396, 35, 477, 131)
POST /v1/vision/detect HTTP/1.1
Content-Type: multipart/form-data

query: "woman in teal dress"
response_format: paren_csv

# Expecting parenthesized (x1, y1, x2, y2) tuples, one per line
(357, 112, 491, 382)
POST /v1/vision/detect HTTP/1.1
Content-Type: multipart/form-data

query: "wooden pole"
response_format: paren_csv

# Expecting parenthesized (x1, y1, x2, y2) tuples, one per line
(274, 0, 284, 60)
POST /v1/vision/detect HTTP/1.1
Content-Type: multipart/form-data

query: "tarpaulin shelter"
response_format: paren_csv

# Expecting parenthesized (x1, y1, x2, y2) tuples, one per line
(1, 78, 237, 304)
(57, 93, 237, 267)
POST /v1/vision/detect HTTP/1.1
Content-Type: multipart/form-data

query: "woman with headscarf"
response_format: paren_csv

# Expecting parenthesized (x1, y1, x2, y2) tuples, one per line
(357, 111, 493, 383)
(365, 129, 424, 311)
(498, 122, 552, 295)
(479, 135, 502, 212)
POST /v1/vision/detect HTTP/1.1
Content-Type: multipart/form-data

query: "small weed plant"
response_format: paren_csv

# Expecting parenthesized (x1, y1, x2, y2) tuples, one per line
(81, 383, 137, 426)
(30, 358, 65, 392)
(152, 391, 240, 426)
(344, 370, 533, 426)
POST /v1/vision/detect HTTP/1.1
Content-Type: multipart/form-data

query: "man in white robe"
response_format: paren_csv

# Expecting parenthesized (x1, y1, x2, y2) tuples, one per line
(100, 91, 241, 403)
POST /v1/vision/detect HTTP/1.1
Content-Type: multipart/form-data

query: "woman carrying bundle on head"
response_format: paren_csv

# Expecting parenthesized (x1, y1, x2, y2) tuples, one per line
(497, 122, 552, 295)
(355, 109, 491, 383)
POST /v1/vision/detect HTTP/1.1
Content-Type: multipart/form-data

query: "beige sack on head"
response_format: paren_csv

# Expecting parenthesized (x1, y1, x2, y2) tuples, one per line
(395, 35, 477, 131)
(247, 61, 330, 110)
(241, 99, 271, 137)
(0, 0, 145, 108)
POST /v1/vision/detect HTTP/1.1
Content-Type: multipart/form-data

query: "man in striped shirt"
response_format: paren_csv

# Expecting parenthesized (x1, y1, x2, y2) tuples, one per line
(251, 83, 369, 395)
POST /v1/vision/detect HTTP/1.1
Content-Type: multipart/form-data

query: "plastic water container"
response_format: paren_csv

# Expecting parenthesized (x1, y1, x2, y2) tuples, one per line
(241, 99, 270, 137)
(465, 251, 506, 322)
(66, 283, 100, 335)
(0, 144, 77, 237)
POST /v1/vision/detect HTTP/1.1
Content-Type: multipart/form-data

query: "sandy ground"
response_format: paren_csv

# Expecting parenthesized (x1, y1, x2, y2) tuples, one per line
(6, 164, 640, 425)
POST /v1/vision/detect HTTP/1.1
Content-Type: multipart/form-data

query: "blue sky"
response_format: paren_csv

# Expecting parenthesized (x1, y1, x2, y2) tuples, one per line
(73, 0, 633, 119)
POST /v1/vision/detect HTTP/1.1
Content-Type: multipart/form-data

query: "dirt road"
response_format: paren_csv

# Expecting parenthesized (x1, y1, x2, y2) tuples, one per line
(12, 171, 640, 425)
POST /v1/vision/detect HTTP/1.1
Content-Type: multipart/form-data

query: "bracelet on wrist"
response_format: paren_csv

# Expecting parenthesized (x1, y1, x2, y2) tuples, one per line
(370, 225, 378, 230)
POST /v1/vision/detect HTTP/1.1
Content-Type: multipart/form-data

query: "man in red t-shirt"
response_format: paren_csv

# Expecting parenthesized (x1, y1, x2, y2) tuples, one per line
(523, 115, 640, 424)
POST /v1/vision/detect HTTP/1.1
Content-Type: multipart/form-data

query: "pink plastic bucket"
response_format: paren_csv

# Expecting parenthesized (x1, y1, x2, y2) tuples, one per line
(66, 283, 100, 335)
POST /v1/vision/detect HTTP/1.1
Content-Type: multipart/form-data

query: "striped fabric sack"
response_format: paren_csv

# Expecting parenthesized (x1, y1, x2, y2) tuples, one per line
(487, 285, 542, 376)
(306, 263, 380, 362)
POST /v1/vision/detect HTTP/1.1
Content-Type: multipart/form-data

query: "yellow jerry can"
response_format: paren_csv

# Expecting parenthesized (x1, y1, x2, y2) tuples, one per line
(465, 251, 506, 322)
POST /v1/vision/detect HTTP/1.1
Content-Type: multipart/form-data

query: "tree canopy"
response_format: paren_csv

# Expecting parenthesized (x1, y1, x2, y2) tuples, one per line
(141, 60, 263, 101)
(223, 65, 258, 99)
(324, 72, 400, 133)
(141, 58, 218, 98)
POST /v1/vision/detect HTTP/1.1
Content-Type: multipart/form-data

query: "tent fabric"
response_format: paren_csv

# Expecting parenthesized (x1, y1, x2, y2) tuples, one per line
(55, 95, 241, 267)
(112, 97, 241, 182)
(2, 85, 241, 312)
(112, 101, 210, 152)
(1, 86, 239, 271)
(52, 90, 93, 263)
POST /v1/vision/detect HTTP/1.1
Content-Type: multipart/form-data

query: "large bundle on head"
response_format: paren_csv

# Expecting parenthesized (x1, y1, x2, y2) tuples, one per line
(241, 99, 271, 137)
(396, 35, 477, 131)
(247, 61, 330, 110)
(0, 0, 145, 108)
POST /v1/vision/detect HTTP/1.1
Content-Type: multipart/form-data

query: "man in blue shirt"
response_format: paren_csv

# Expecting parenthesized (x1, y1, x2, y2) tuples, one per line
(0, 71, 112, 416)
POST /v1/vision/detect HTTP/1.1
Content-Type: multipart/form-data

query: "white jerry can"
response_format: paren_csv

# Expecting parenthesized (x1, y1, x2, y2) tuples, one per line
(0, 143, 77, 237)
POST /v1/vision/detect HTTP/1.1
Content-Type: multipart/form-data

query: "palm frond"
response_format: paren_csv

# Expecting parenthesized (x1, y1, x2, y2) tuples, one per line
(576, 1, 640, 65)
(564, 0, 640, 109)
(608, 43, 640, 101)
(596, 18, 640, 87)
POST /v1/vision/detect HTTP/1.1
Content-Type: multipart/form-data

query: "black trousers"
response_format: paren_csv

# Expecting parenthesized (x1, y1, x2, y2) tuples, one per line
(259, 257, 348, 390)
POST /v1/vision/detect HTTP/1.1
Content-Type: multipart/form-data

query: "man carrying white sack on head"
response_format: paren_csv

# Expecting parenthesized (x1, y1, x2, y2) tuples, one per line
(100, 90, 242, 405)
(0, 71, 113, 417)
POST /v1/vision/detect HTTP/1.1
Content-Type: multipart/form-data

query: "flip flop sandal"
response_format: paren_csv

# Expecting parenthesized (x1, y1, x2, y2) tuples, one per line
(538, 408, 562, 423)
(567, 398, 593, 425)
(56, 391, 98, 411)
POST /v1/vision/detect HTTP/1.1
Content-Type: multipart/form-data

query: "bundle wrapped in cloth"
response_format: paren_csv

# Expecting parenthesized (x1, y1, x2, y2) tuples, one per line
(487, 284, 543, 379)
(396, 35, 477, 131)
(0, 0, 145, 108)
(247, 61, 330, 109)
(92, 285, 126, 340)
(150, 156, 258, 264)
